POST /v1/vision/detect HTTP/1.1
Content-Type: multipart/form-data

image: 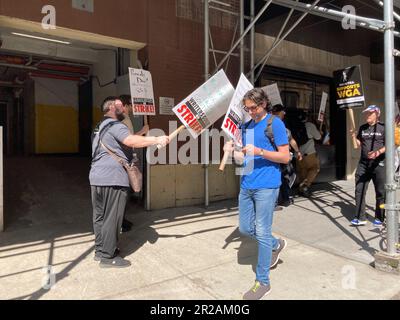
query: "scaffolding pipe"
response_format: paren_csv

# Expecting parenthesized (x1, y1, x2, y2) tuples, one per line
(250, 0, 255, 84)
(204, 0, 210, 208)
(271, 0, 400, 37)
(210, 48, 240, 57)
(373, 0, 400, 23)
(210, 5, 251, 20)
(209, 28, 219, 68)
(240, 0, 245, 73)
(225, 20, 239, 71)
(212, 0, 273, 75)
(383, 0, 399, 256)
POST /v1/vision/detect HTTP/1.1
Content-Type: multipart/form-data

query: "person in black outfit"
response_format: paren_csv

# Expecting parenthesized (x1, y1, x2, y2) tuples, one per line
(350, 105, 385, 227)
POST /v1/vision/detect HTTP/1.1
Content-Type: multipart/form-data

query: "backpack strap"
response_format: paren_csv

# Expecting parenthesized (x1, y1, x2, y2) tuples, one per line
(91, 119, 120, 164)
(264, 115, 278, 151)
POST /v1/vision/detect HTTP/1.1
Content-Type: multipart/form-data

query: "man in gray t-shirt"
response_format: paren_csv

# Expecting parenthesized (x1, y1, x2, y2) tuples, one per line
(90, 96, 169, 268)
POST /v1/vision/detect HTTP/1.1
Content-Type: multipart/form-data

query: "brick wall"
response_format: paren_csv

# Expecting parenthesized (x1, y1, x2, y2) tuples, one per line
(176, 0, 240, 30)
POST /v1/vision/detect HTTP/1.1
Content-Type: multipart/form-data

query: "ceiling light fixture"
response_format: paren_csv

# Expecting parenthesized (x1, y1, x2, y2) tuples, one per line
(11, 32, 71, 45)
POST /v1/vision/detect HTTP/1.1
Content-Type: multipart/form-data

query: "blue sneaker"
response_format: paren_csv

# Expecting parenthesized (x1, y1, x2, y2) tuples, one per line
(373, 219, 383, 226)
(351, 219, 367, 226)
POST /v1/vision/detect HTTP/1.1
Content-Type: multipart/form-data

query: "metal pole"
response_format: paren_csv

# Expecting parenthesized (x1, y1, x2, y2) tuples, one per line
(373, 0, 400, 23)
(240, 0, 245, 74)
(209, 28, 218, 68)
(225, 20, 239, 71)
(209, 5, 251, 20)
(204, 0, 210, 208)
(384, 0, 399, 255)
(250, 0, 255, 84)
(212, 0, 273, 75)
(270, 0, 400, 37)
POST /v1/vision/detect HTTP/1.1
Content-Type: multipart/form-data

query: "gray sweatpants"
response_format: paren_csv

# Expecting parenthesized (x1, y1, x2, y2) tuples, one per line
(91, 186, 129, 259)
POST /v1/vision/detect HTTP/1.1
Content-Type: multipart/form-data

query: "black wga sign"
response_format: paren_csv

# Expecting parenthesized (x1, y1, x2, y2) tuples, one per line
(333, 65, 365, 110)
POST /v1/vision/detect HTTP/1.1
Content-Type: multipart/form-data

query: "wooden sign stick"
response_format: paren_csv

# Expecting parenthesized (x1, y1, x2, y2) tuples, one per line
(348, 109, 358, 149)
(157, 125, 185, 149)
(219, 140, 233, 172)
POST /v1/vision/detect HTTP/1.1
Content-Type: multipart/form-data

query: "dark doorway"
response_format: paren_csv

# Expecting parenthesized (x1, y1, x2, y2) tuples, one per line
(0, 102, 7, 153)
(79, 79, 93, 156)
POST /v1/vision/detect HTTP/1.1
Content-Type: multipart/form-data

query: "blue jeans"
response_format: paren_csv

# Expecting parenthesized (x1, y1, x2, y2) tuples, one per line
(239, 188, 279, 285)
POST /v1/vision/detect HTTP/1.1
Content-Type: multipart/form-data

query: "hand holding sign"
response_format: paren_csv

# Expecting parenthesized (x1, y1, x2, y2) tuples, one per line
(219, 74, 253, 171)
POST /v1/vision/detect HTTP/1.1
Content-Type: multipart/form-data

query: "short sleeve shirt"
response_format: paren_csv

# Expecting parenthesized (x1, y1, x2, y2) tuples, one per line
(357, 122, 385, 162)
(240, 114, 289, 189)
(89, 118, 132, 187)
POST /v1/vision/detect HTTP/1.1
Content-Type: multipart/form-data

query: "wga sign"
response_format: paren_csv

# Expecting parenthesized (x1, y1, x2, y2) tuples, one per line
(42, 5, 56, 30)
(342, 5, 356, 30)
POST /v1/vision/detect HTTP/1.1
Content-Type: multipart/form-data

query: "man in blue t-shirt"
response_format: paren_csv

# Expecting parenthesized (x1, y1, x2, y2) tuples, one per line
(224, 88, 289, 300)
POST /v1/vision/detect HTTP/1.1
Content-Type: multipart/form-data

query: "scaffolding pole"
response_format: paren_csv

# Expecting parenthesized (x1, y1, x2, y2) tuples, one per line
(271, 0, 400, 37)
(204, 0, 210, 208)
(212, 0, 273, 75)
(373, 0, 400, 23)
(250, 0, 255, 84)
(383, 0, 399, 256)
(240, 0, 245, 73)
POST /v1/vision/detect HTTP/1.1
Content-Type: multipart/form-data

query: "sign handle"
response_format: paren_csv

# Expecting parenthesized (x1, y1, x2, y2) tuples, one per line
(219, 140, 233, 172)
(157, 125, 185, 149)
(144, 115, 148, 127)
(348, 109, 358, 149)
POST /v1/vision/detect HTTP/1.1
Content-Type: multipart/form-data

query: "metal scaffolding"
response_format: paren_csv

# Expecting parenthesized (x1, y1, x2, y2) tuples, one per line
(204, 0, 399, 262)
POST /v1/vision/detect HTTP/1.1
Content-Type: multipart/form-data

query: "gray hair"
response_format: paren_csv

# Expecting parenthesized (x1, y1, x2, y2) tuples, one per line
(242, 88, 271, 109)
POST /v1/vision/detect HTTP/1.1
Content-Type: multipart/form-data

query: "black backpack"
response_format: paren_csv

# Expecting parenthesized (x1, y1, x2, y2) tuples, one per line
(265, 115, 296, 187)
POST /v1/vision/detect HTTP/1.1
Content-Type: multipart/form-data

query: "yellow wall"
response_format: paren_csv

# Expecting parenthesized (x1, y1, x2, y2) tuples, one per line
(93, 106, 103, 128)
(35, 104, 79, 154)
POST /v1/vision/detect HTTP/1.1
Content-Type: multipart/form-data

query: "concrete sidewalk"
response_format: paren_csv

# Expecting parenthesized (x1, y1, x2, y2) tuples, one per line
(0, 179, 399, 300)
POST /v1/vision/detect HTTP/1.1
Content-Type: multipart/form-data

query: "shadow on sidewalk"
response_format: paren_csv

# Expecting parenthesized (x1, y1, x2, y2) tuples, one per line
(302, 182, 381, 259)
(223, 227, 283, 277)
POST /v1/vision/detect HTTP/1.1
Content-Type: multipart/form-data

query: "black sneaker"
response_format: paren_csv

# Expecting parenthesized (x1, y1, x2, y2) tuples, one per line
(274, 206, 283, 211)
(243, 281, 271, 300)
(99, 256, 131, 268)
(271, 238, 287, 268)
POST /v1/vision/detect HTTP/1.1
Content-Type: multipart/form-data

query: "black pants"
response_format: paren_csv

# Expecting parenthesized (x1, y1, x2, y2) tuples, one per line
(91, 186, 128, 259)
(278, 174, 292, 205)
(355, 160, 385, 221)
